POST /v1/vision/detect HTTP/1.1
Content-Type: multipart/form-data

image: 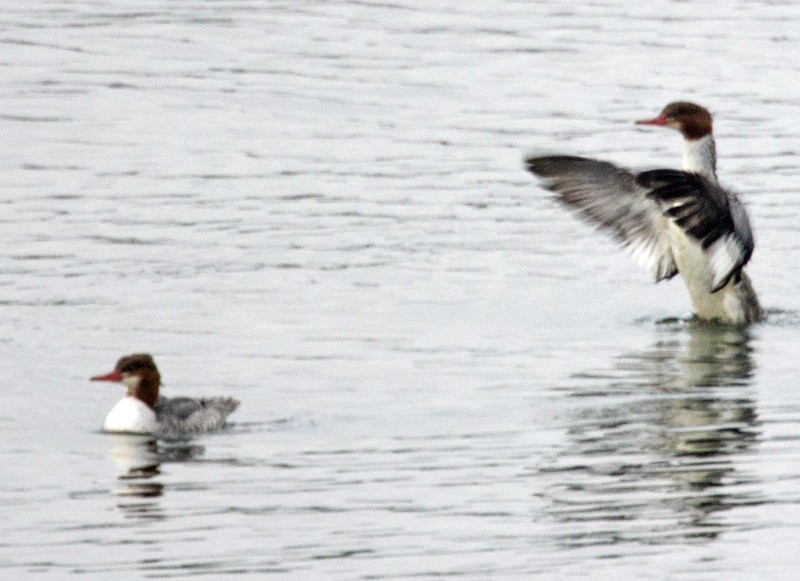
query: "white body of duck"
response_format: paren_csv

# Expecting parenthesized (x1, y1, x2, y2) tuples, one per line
(103, 396, 159, 434)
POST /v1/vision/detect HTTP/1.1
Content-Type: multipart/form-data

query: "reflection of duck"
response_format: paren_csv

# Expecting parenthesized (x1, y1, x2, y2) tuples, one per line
(109, 435, 165, 504)
(660, 325, 757, 462)
(91, 354, 239, 437)
(541, 323, 760, 546)
(526, 102, 762, 324)
(108, 434, 206, 519)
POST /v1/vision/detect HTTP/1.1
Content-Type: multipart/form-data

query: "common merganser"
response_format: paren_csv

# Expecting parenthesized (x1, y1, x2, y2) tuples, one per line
(525, 101, 762, 324)
(91, 353, 239, 436)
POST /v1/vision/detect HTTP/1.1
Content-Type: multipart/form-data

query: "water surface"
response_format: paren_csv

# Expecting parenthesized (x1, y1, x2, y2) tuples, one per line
(2, 1, 800, 579)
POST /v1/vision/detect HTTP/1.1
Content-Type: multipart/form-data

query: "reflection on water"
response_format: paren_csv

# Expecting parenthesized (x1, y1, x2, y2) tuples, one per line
(541, 323, 761, 548)
(109, 435, 204, 520)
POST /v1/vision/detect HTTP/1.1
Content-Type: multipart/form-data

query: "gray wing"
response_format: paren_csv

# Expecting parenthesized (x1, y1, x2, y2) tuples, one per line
(638, 169, 754, 292)
(155, 396, 240, 435)
(154, 396, 203, 422)
(525, 155, 678, 282)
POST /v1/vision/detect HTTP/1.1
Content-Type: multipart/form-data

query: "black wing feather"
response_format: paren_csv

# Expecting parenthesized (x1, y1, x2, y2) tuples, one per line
(637, 169, 754, 292)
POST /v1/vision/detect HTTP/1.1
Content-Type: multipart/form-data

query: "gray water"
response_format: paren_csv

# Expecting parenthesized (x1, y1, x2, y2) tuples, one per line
(3, 1, 800, 579)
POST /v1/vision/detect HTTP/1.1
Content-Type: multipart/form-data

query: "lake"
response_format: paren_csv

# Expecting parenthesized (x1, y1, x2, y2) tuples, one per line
(2, 1, 800, 579)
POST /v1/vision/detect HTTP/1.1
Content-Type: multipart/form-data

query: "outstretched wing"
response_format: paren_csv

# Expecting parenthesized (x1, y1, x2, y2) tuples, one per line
(638, 169, 754, 291)
(525, 155, 678, 282)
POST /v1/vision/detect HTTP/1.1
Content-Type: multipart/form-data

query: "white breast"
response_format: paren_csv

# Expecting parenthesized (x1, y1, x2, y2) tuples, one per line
(669, 224, 751, 322)
(103, 396, 158, 434)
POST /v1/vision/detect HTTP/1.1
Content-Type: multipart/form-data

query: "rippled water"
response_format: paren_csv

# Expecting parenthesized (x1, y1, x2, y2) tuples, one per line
(3, 1, 800, 579)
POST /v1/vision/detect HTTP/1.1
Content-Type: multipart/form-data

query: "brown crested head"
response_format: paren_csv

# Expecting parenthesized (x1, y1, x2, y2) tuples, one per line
(635, 101, 713, 140)
(114, 353, 160, 377)
(92, 353, 161, 409)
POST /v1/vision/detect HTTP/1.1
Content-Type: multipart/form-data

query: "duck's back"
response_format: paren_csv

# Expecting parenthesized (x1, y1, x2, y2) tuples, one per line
(155, 396, 239, 435)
